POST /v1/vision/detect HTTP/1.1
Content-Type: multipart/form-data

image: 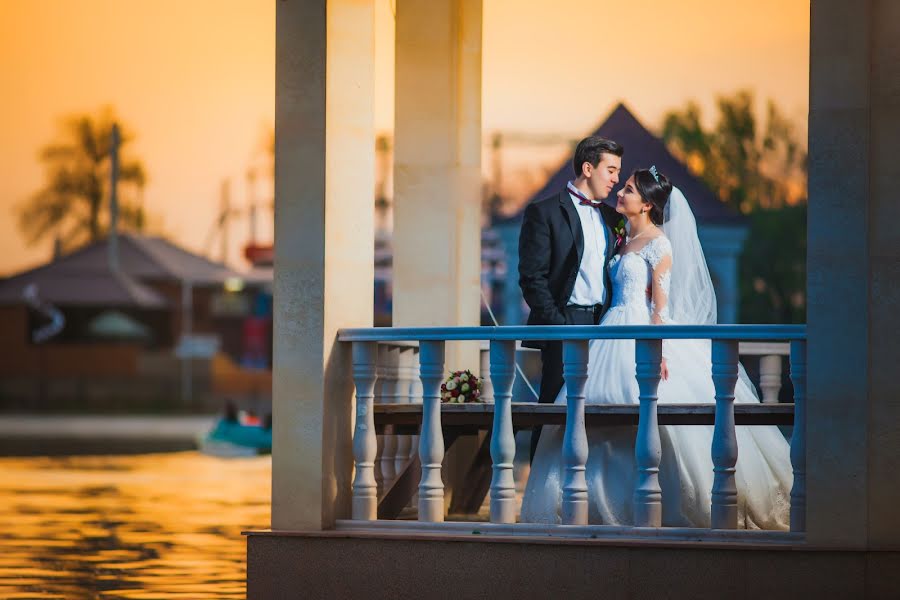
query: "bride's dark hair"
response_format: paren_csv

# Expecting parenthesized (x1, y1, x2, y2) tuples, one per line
(632, 168, 672, 226)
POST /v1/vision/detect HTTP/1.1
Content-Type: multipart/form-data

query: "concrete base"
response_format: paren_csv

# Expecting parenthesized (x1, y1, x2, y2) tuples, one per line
(247, 530, 900, 599)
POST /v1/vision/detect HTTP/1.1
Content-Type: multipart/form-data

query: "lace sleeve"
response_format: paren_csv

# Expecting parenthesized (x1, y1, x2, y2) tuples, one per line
(646, 237, 673, 325)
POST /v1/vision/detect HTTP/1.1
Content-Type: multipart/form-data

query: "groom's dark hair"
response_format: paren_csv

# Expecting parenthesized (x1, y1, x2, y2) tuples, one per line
(572, 136, 624, 177)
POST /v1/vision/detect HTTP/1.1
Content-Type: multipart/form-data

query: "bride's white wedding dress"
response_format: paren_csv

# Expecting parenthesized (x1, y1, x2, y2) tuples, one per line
(520, 194, 792, 530)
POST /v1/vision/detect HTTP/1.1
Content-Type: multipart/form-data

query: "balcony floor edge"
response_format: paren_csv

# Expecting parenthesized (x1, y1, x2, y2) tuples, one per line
(246, 531, 900, 600)
(245, 521, 804, 551)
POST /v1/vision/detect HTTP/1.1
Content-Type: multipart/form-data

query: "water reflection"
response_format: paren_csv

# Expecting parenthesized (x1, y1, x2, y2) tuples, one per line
(0, 452, 270, 599)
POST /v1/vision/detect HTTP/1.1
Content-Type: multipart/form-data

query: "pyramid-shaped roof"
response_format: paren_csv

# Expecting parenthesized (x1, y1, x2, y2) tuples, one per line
(0, 234, 242, 307)
(524, 103, 744, 225)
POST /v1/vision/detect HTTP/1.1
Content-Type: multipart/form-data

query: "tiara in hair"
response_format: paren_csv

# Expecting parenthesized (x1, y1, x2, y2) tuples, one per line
(649, 165, 660, 183)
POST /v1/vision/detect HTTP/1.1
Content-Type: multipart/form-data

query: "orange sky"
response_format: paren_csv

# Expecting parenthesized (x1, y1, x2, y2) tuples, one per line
(0, 0, 809, 277)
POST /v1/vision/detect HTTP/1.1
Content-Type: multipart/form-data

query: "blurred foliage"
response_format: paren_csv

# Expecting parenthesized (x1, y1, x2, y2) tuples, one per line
(18, 107, 148, 252)
(739, 204, 807, 324)
(661, 91, 807, 323)
(662, 90, 806, 214)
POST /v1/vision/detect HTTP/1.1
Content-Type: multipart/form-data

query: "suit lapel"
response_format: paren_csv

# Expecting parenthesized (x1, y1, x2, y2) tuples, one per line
(559, 190, 584, 264)
(600, 204, 623, 260)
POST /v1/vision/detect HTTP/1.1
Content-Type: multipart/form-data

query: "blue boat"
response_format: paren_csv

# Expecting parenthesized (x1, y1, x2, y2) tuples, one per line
(198, 418, 272, 457)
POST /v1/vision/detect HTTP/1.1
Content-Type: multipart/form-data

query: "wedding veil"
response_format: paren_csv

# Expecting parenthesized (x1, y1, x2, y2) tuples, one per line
(661, 186, 718, 325)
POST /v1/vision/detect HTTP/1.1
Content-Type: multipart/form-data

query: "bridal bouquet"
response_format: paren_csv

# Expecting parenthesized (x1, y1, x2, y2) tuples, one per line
(440, 369, 482, 403)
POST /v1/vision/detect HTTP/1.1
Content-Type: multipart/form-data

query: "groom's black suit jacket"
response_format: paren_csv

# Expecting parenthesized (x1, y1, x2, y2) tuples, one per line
(518, 188, 622, 346)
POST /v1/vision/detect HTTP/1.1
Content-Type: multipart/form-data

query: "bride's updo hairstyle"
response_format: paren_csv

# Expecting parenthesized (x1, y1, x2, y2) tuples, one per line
(632, 167, 673, 226)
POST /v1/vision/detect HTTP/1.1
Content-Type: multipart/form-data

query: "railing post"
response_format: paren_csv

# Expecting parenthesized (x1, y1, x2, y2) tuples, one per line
(634, 338, 663, 527)
(393, 347, 415, 474)
(711, 339, 740, 529)
(409, 348, 423, 403)
(790, 340, 807, 532)
(561, 339, 589, 525)
(377, 345, 399, 494)
(759, 354, 783, 403)
(418, 340, 446, 522)
(489, 339, 517, 523)
(351, 341, 378, 520)
(480, 344, 494, 402)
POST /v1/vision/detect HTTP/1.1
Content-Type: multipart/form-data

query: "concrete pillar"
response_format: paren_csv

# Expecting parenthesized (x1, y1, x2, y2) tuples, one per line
(272, 0, 375, 530)
(698, 225, 748, 324)
(392, 0, 483, 372)
(807, 0, 900, 548)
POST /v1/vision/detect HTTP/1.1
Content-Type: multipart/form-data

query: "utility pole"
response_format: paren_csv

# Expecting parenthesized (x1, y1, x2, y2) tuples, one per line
(108, 123, 121, 272)
(247, 168, 257, 245)
(220, 179, 231, 265)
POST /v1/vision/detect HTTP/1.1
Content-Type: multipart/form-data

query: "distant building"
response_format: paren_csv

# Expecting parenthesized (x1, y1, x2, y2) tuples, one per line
(492, 103, 749, 325)
(0, 234, 272, 411)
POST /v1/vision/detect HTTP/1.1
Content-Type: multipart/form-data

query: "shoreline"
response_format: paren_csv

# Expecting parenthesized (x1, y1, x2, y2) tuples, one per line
(0, 414, 217, 456)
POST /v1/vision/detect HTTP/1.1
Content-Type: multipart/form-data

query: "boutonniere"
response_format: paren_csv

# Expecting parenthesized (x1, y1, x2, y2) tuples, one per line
(613, 219, 626, 247)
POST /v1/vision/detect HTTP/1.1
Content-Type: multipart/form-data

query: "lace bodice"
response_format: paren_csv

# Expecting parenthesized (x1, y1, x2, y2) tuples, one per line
(608, 235, 673, 322)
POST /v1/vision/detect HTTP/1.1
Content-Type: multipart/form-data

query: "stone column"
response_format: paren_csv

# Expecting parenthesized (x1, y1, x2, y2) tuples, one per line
(272, 0, 375, 530)
(807, 0, 900, 548)
(392, 0, 483, 372)
(698, 225, 748, 324)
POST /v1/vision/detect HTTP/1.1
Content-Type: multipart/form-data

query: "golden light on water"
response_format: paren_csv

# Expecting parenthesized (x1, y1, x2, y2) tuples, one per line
(0, 453, 270, 599)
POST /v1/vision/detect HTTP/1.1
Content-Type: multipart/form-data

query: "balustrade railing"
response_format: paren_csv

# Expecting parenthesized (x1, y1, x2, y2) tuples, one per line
(341, 325, 806, 537)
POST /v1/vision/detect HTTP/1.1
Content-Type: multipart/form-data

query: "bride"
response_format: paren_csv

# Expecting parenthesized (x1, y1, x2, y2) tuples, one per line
(520, 167, 792, 529)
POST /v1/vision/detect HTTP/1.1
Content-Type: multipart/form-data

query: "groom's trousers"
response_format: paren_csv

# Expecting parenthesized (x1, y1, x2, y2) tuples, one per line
(530, 304, 601, 463)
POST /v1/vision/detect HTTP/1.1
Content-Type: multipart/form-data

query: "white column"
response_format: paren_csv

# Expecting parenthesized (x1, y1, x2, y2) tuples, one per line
(489, 340, 516, 523)
(759, 354, 783, 404)
(634, 339, 663, 527)
(561, 340, 589, 525)
(418, 340, 446, 521)
(272, 0, 375, 530)
(351, 342, 378, 520)
(790, 340, 807, 532)
(710, 340, 739, 529)
(392, 0, 483, 373)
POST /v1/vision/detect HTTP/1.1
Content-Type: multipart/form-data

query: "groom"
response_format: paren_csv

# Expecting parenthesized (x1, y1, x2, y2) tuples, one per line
(518, 136, 624, 460)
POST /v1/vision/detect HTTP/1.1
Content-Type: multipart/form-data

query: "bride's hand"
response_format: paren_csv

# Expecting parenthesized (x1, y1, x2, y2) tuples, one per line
(661, 358, 669, 381)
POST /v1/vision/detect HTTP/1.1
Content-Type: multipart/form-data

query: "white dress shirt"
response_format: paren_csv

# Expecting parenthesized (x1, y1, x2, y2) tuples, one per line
(566, 182, 609, 307)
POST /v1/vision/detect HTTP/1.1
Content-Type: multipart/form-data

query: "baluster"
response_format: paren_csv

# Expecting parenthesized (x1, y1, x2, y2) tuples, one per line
(489, 340, 517, 523)
(373, 346, 387, 497)
(393, 431, 411, 479)
(406, 349, 422, 511)
(351, 341, 378, 520)
(790, 340, 807, 532)
(379, 439, 397, 495)
(378, 346, 399, 492)
(480, 344, 494, 402)
(711, 339, 740, 529)
(408, 348, 422, 463)
(759, 354, 783, 403)
(561, 339, 589, 525)
(418, 340, 445, 522)
(393, 347, 414, 475)
(634, 339, 663, 527)
(409, 349, 423, 404)
(374, 434, 385, 498)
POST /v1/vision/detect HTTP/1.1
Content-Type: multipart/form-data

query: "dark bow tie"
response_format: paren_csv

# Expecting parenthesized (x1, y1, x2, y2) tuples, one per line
(568, 184, 603, 208)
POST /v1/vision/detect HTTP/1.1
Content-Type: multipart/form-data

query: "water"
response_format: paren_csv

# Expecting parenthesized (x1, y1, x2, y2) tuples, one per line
(0, 452, 270, 599)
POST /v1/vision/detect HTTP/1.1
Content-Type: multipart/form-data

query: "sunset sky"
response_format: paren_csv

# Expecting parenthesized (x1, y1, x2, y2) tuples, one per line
(0, 0, 809, 277)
